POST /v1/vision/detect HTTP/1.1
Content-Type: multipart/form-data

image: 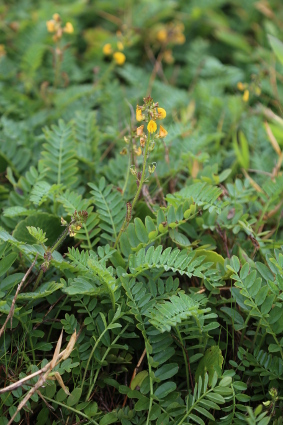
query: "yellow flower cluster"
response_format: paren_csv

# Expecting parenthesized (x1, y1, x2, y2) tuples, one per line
(46, 13, 74, 42)
(136, 99, 168, 147)
(103, 41, 126, 66)
(237, 80, 261, 102)
(156, 22, 185, 45)
(121, 97, 168, 159)
(155, 22, 185, 64)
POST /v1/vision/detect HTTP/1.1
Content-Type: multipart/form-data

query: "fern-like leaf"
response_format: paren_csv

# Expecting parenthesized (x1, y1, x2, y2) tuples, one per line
(41, 120, 78, 187)
(147, 292, 208, 333)
(89, 177, 125, 242)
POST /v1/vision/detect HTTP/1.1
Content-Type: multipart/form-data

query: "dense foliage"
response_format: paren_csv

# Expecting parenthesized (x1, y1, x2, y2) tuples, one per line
(1, 0, 283, 424)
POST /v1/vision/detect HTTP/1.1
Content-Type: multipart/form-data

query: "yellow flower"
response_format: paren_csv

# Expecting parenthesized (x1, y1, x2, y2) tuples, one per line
(53, 13, 60, 22)
(140, 137, 146, 147)
(147, 120, 157, 133)
(135, 147, 142, 156)
(103, 43, 112, 55)
(120, 148, 128, 155)
(113, 52, 126, 65)
(255, 86, 261, 96)
(163, 50, 174, 64)
(157, 107, 166, 119)
(159, 125, 168, 138)
(0, 44, 6, 57)
(46, 20, 56, 33)
(174, 33, 185, 45)
(136, 125, 144, 136)
(157, 29, 167, 43)
(64, 22, 74, 34)
(76, 225, 82, 231)
(243, 89, 249, 102)
(117, 41, 124, 51)
(136, 107, 143, 121)
(237, 81, 245, 91)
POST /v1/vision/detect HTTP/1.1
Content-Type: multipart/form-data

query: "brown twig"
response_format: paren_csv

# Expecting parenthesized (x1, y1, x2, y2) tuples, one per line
(3, 330, 77, 425)
(0, 256, 38, 339)
(122, 348, 146, 407)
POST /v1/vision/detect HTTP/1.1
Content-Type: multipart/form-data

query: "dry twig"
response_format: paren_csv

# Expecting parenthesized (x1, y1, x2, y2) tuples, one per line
(0, 256, 38, 339)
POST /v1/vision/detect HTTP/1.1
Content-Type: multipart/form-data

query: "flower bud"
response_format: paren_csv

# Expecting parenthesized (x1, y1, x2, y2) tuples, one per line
(136, 125, 144, 136)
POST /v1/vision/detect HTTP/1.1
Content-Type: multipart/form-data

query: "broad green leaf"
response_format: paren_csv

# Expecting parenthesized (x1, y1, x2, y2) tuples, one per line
(154, 381, 176, 399)
(0, 253, 18, 278)
(67, 387, 82, 407)
(13, 213, 61, 245)
(130, 371, 148, 390)
(155, 363, 179, 381)
(134, 218, 148, 243)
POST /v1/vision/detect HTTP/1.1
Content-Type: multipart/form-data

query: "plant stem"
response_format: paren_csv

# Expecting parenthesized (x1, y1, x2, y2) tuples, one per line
(43, 396, 99, 425)
(85, 324, 129, 401)
(175, 326, 190, 392)
(145, 340, 154, 425)
(33, 226, 70, 290)
(114, 132, 151, 249)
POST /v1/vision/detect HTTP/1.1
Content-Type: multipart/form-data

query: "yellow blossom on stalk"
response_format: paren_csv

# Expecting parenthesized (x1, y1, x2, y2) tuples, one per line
(243, 89, 249, 102)
(64, 22, 74, 34)
(157, 107, 166, 119)
(135, 147, 142, 156)
(46, 20, 56, 33)
(237, 81, 245, 91)
(174, 33, 185, 44)
(136, 107, 143, 121)
(0, 45, 6, 57)
(255, 86, 261, 96)
(53, 13, 60, 22)
(157, 29, 167, 43)
(163, 50, 174, 64)
(103, 43, 112, 55)
(147, 120, 157, 133)
(120, 148, 128, 155)
(117, 41, 124, 51)
(113, 52, 126, 65)
(159, 125, 168, 138)
(136, 125, 144, 136)
(140, 137, 146, 147)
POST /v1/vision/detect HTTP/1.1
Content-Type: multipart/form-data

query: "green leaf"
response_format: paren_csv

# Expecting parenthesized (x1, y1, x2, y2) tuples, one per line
(255, 286, 269, 306)
(195, 346, 223, 386)
(67, 388, 82, 407)
(189, 413, 205, 425)
(130, 371, 148, 390)
(268, 34, 283, 65)
(99, 412, 118, 425)
(256, 262, 274, 281)
(154, 381, 176, 399)
(13, 213, 61, 245)
(219, 376, 232, 387)
(0, 253, 18, 278)
(134, 218, 148, 243)
(155, 363, 179, 381)
(235, 393, 250, 402)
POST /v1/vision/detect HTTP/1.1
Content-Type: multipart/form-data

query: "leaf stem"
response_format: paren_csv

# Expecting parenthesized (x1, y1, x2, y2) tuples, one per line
(114, 132, 151, 249)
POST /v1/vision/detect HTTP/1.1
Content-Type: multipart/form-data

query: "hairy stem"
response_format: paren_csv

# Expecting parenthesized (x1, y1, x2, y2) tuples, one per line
(114, 132, 151, 249)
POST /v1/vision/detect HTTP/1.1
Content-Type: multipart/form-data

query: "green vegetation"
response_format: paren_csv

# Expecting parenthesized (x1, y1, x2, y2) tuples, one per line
(1, 0, 283, 423)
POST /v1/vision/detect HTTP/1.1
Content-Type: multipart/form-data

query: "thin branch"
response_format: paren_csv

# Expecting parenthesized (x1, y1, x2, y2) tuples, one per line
(0, 256, 38, 339)
(122, 348, 146, 407)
